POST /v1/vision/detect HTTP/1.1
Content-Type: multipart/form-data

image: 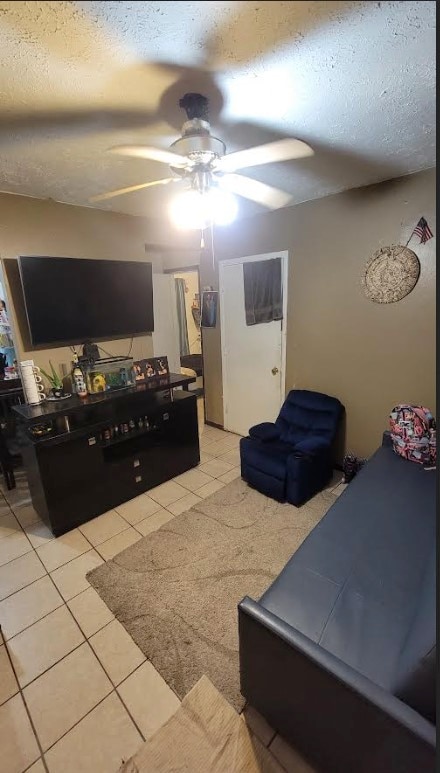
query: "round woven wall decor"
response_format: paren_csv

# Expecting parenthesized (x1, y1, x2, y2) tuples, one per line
(363, 245, 420, 304)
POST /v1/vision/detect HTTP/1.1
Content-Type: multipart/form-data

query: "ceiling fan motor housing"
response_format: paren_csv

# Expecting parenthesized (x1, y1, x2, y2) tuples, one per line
(170, 127, 225, 165)
(170, 93, 226, 169)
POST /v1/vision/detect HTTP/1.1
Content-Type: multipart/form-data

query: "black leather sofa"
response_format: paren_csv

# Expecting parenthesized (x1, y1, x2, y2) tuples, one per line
(238, 433, 436, 772)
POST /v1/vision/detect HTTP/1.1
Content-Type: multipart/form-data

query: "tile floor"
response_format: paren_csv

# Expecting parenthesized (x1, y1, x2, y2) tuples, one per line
(0, 403, 343, 772)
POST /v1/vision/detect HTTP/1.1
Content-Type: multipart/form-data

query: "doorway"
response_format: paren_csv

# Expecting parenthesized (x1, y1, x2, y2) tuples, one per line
(0, 264, 18, 378)
(173, 269, 204, 396)
(219, 251, 288, 437)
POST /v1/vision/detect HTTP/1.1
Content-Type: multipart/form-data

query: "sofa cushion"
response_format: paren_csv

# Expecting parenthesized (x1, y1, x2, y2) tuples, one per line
(240, 437, 292, 480)
(260, 445, 436, 691)
(391, 547, 436, 722)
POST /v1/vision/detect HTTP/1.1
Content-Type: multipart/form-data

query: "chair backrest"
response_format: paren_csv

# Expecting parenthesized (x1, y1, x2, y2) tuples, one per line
(275, 389, 343, 447)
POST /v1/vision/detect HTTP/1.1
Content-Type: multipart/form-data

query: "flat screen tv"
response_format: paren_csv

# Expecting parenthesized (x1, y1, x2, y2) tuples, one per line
(18, 256, 154, 347)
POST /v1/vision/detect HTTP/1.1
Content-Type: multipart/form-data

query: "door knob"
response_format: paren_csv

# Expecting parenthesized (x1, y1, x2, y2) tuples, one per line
(271, 367, 279, 375)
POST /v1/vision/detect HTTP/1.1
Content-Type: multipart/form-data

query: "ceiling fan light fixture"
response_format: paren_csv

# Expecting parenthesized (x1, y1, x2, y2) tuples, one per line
(168, 187, 237, 230)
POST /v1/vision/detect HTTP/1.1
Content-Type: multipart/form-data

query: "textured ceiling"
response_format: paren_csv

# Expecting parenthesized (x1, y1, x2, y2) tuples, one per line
(0, 1, 436, 220)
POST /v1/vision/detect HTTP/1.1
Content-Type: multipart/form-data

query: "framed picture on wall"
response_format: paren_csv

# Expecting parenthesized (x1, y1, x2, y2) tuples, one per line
(201, 291, 218, 328)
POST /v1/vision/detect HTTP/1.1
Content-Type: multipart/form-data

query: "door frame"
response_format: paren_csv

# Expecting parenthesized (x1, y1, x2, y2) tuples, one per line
(164, 265, 205, 420)
(219, 250, 288, 431)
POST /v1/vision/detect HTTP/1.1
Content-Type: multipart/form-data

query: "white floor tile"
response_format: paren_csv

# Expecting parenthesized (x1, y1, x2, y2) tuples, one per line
(36, 528, 91, 572)
(0, 643, 18, 705)
(50, 549, 104, 601)
(218, 466, 241, 484)
(147, 481, 189, 507)
(24, 520, 55, 549)
(79, 510, 128, 547)
(218, 448, 241, 466)
(117, 661, 180, 740)
(0, 694, 40, 773)
(67, 587, 114, 638)
(202, 438, 239, 457)
(331, 482, 348, 497)
(199, 439, 217, 453)
(167, 492, 202, 516)
(5, 491, 32, 510)
(173, 468, 214, 492)
(13, 504, 41, 530)
(115, 494, 163, 526)
(0, 499, 12, 516)
(199, 450, 215, 463)
(201, 426, 228, 441)
(97, 528, 142, 561)
(8, 605, 84, 687)
(24, 642, 112, 752)
(0, 575, 63, 640)
(27, 759, 46, 773)
(135, 509, 174, 536)
(0, 551, 46, 601)
(0, 512, 21, 540)
(199, 459, 234, 478)
(89, 619, 145, 686)
(0, 531, 33, 568)
(44, 691, 143, 773)
(195, 479, 225, 499)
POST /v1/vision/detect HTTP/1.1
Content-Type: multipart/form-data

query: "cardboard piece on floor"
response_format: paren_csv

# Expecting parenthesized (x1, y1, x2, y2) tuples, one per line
(119, 675, 283, 773)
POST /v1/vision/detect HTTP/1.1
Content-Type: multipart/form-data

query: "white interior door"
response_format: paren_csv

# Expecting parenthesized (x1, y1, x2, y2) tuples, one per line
(220, 252, 287, 437)
(152, 274, 180, 374)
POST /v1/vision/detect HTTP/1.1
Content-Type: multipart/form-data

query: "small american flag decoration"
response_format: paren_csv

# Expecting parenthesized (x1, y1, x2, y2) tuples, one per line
(408, 217, 434, 245)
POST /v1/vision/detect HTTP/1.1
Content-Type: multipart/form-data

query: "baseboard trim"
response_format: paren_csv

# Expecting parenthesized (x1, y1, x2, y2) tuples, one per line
(205, 420, 224, 430)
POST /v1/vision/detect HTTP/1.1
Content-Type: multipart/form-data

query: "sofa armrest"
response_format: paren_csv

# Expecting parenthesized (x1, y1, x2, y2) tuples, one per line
(239, 597, 435, 773)
(293, 436, 330, 456)
(248, 423, 281, 442)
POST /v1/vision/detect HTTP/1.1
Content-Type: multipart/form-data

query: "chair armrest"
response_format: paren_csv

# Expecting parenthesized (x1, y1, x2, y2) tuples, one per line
(248, 423, 281, 442)
(293, 436, 330, 456)
(239, 597, 435, 773)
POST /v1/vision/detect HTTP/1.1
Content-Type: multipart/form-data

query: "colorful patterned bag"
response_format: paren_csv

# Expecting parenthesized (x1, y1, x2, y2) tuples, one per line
(389, 405, 436, 465)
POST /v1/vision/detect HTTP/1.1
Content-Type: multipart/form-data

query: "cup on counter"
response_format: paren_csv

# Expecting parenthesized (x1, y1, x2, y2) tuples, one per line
(19, 361, 46, 404)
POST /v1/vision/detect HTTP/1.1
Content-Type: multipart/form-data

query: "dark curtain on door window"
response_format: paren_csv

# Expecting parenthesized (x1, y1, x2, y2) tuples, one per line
(243, 258, 283, 326)
(175, 278, 190, 356)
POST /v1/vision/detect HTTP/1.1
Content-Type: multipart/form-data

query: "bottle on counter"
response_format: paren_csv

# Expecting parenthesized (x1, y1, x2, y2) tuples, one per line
(71, 355, 87, 398)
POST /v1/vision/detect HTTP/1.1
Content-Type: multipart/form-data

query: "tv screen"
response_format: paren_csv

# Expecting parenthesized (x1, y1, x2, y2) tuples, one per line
(18, 256, 154, 347)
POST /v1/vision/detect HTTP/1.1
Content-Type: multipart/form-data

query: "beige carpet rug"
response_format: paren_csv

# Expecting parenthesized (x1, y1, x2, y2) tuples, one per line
(119, 675, 284, 773)
(88, 478, 331, 710)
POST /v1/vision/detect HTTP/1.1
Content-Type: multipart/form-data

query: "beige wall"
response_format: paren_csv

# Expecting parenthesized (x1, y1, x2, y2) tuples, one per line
(0, 193, 159, 378)
(192, 168, 436, 458)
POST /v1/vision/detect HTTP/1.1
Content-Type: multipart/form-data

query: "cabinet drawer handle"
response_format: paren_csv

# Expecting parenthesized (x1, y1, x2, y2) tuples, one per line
(135, 475, 142, 483)
(133, 459, 140, 468)
(88, 437, 96, 446)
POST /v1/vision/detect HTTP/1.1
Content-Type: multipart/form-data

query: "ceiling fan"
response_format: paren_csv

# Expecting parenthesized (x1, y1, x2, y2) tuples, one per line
(90, 93, 314, 224)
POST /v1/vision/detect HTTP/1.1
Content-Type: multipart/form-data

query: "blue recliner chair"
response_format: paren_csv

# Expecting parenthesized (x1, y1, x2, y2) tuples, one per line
(240, 389, 344, 506)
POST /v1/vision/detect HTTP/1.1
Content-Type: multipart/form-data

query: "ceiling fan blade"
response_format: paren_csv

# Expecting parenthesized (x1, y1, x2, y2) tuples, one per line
(109, 144, 189, 168)
(89, 178, 179, 203)
(219, 138, 313, 172)
(218, 173, 292, 210)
